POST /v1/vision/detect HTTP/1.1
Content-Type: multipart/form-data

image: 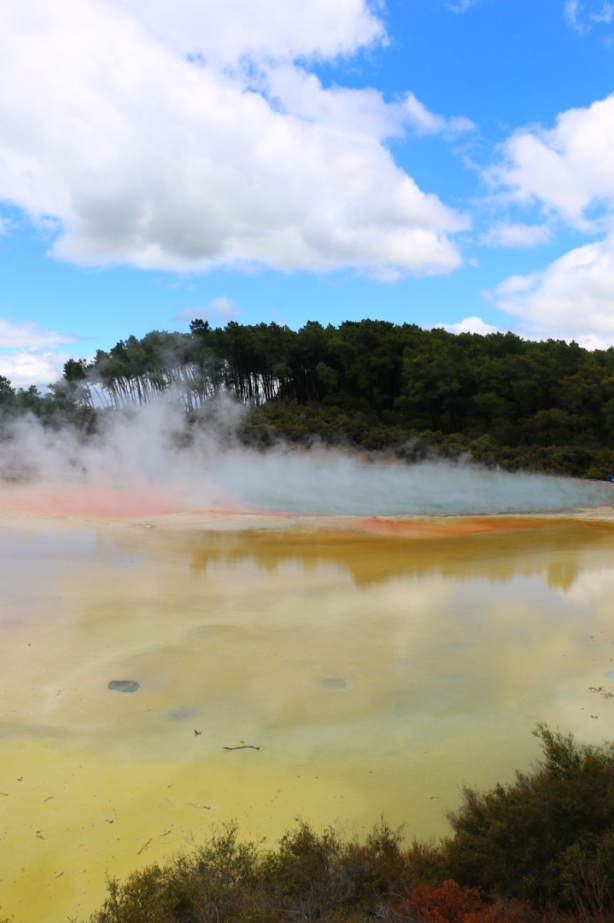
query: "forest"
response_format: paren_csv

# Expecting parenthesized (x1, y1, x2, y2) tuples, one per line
(3, 319, 614, 478)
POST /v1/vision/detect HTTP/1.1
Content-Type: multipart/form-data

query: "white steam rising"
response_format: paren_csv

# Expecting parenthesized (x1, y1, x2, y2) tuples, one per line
(0, 398, 612, 517)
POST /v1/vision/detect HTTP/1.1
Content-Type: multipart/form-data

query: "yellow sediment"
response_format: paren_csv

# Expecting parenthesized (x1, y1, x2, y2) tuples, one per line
(2, 492, 614, 921)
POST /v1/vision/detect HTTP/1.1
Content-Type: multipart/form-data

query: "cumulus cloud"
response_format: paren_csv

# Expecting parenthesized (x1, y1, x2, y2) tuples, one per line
(261, 66, 404, 140)
(481, 221, 552, 248)
(0, 349, 71, 389)
(0, 0, 469, 279)
(402, 93, 475, 137)
(118, 0, 386, 63)
(0, 320, 75, 350)
(492, 93, 614, 229)
(431, 316, 500, 336)
(0, 320, 76, 388)
(262, 70, 474, 142)
(483, 91, 614, 346)
(489, 233, 614, 347)
(175, 296, 239, 323)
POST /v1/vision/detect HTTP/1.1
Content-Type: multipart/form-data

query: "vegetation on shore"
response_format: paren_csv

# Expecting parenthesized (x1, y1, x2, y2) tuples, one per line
(41, 725, 614, 923)
(3, 319, 614, 478)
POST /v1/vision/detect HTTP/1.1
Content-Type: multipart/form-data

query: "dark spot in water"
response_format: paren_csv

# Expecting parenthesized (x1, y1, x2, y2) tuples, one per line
(168, 707, 193, 721)
(108, 680, 139, 693)
(322, 677, 347, 690)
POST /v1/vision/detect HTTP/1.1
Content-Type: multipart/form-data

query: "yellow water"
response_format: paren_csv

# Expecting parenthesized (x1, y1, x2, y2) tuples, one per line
(2, 513, 614, 921)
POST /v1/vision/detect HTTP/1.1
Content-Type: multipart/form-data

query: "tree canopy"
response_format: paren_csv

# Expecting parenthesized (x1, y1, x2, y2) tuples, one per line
(3, 319, 614, 478)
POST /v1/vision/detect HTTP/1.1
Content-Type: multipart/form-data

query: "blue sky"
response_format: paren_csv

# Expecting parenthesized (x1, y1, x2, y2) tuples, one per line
(3, 0, 614, 387)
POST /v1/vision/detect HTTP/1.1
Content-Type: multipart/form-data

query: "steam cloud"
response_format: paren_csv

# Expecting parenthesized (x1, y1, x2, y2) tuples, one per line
(0, 398, 612, 517)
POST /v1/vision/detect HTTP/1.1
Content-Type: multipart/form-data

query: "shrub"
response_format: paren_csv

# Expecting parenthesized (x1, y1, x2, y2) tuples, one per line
(385, 880, 531, 923)
(438, 725, 614, 909)
(88, 824, 264, 923)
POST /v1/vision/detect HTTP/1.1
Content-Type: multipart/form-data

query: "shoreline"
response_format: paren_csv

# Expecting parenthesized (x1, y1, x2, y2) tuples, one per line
(1, 501, 614, 538)
(0, 480, 614, 534)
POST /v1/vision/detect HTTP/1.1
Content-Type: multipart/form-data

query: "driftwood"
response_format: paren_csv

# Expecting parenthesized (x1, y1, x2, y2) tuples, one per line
(223, 745, 260, 751)
(589, 686, 614, 700)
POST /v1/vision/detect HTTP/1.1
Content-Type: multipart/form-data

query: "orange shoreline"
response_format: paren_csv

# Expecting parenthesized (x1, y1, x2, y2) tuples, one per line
(0, 481, 612, 537)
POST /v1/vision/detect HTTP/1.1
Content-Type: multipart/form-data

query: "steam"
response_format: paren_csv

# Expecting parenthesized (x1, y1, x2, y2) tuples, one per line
(0, 397, 612, 517)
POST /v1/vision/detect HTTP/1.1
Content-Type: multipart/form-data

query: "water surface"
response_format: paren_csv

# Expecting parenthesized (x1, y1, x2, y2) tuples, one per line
(2, 516, 614, 921)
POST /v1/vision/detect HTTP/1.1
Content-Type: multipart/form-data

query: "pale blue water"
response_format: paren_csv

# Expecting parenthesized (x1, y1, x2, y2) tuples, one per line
(228, 456, 614, 516)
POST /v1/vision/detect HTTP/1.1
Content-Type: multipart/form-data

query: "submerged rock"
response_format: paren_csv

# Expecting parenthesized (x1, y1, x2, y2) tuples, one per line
(322, 677, 347, 690)
(108, 680, 140, 693)
(168, 707, 193, 721)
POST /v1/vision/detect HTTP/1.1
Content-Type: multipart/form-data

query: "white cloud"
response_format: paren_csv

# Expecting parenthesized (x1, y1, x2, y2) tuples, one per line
(207, 296, 238, 319)
(489, 233, 614, 347)
(564, 0, 586, 31)
(263, 70, 474, 143)
(445, 0, 479, 11)
(564, 0, 614, 33)
(0, 349, 70, 388)
(0, 320, 76, 388)
(593, 1, 614, 22)
(481, 221, 552, 248)
(486, 90, 614, 346)
(118, 0, 386, 63)
(402, 93, 475, 137)
(262, 66, 406, 140)
(0, 319, 75, 349)
(175, 296, 239, 323)
(262, 71, 474, 140)
(431, 316, 500, 336)
(493, 93, 614, 228)
(0, 0, 469, 279)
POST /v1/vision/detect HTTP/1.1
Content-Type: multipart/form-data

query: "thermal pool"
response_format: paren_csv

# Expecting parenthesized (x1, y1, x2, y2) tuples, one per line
(2, 496, 614, 921)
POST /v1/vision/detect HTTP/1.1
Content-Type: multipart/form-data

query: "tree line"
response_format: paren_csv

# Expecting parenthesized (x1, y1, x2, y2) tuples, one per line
(3, 318, 614, 477)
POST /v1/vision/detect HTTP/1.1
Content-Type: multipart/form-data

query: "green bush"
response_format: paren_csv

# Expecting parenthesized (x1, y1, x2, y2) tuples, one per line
(86, 819, 408, 923)
(438, 725, 614, 910)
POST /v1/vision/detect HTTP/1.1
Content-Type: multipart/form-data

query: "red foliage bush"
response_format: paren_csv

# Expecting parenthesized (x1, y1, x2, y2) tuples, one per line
(389, 879, 531, 923)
